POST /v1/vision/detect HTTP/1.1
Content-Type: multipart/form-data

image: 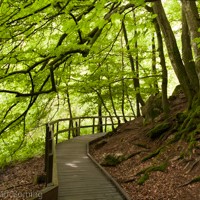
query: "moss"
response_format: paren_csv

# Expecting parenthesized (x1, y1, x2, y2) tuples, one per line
(137, 162, 168, 176)
(181, 106, 200, 132)
(179, 152, 185, 159)
(141, 94, 163, 123)
(168, 131, 183, 144)
(187, 131, 198, 151)
(171, 85, 183, 96)
(180, 175, 200, 187)
(136, 162, 168, 185)
(190, 176, 200, 184)
(147, 122, 171, 139)
(137, 173, 149, 185)
(142, 147, 163, 162)
(176, 112, 187, 124)
(102, 154, 125, 166)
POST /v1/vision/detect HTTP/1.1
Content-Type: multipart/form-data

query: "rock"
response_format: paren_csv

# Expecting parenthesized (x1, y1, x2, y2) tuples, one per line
(101, 153, 125, 166)
(169, 85, 184, 101)
(141, 94, 163, 122)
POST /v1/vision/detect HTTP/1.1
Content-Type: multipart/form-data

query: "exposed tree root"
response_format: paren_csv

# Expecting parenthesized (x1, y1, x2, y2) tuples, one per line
(178, 176, 200, 187)
(142, 147, 164, 162)
(186, 157, 200, 174)
(126, 150, 149, 160)
(135, 162, 168, 185)
(122, 177, 136, 183)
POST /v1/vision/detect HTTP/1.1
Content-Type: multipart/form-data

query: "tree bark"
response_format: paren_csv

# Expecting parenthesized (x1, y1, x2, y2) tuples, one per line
(153, 18, 170, 115)
(66, 85, 74, 138)
(121, 37, 127, 122)
(97, 102, 103, 132)
(153, 1, 194, 106)
(181, 0, 200, 89)
(108, 83, 120, 125)
(122, 20, 145, 110)
(151, 34, 159, 93)
(181, 7, 199, 92)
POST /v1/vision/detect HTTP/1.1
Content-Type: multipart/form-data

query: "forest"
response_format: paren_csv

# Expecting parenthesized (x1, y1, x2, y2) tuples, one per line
(0, 0, 200, 193)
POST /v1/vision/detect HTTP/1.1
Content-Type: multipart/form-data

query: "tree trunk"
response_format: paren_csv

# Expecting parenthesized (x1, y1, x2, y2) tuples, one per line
(153, 18, 170, 116)
(97, 102, 103, 132)
(134, 29, 142, 117)
(122, 20, 145, 110)
(121, 38, 127, 122)
(181, 5, 199, 92)
(151, 34, 159, 94)
(93, 88, 115, 131)
(108, 83, 120, 125)
(66, 86, 74, 138)
(181, 0, 200, 89)
(153, 1, 194, 107)
(126, 87, 136, 117)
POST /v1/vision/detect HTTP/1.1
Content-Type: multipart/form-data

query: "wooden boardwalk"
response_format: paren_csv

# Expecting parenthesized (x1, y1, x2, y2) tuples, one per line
(56, 133, 127, 200)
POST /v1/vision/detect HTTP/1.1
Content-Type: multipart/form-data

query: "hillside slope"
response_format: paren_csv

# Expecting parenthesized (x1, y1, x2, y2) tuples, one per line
(90, 91, 200, 200)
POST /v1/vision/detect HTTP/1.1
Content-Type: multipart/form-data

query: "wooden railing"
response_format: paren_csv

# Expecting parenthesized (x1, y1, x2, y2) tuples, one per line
(49, 115, 134, 144)
(41, 124, 58, 200)
(41, 115, 134, 200)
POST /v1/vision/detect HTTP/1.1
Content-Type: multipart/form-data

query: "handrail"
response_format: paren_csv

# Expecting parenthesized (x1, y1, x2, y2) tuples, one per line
(40, 115, 134, 200)
(49, 115, 133, 125)
(43, 123, 58, 199)
(31, 124, 58, 200)
(48, 115, 134, 144)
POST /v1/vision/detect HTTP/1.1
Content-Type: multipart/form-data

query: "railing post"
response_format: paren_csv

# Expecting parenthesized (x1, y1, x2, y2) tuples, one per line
(78, 118, 81, 136)
(104, 117, 107, 132)
(68, 120, 71, 139)
(46, 153, 53, 184)
(45, 124, 49, 173)
(45, 124, 54, 185)
(92, 117, 95, 134)
(98, 116, 103, 133)
(56, 122, 59, 144)
(75, 121, 79, 136)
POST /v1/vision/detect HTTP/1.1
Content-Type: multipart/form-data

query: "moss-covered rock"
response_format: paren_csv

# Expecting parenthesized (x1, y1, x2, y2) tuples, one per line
(168, 85, 184, 101)
(147, 122, 171, 139)
(101, 153, 125, 166)
(171, 85, 183, 97)
(141, 94, 163, 123)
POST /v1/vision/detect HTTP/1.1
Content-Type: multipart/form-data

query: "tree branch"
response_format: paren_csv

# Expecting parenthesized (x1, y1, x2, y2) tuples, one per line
(70, 13, 83, 43)
(7, 4, 52, 25)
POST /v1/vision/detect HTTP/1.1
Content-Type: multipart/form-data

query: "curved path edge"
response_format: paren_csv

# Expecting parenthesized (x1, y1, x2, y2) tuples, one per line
(87, 135, 132, 200)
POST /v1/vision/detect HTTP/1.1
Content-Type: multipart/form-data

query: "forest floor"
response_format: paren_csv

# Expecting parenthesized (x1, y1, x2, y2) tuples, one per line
(0, 156, 45, 200)
(90, 92, 200, 200)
